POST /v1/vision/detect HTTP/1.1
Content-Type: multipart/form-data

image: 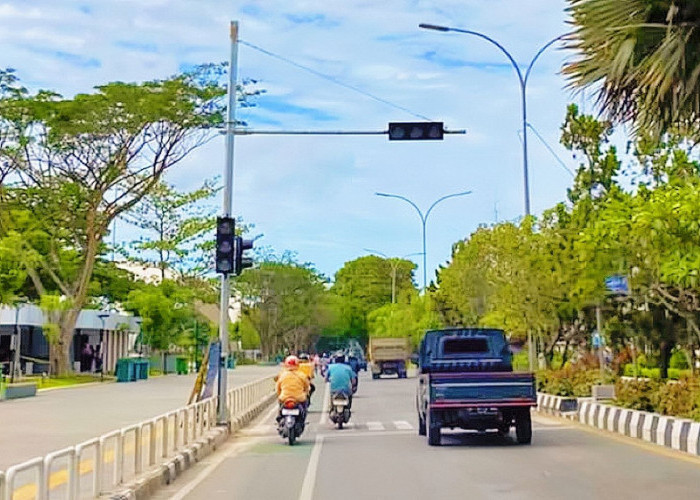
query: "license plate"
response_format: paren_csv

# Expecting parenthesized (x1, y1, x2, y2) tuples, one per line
(332, 399, 347, 406)
(281, 408, 300, 415)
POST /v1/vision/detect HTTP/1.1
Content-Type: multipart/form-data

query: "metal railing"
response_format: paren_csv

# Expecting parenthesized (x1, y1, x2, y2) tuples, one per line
(2, 375, 274, 500)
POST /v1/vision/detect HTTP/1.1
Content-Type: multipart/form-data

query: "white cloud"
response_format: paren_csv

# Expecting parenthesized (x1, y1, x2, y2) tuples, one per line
(1, 0, 582, 281)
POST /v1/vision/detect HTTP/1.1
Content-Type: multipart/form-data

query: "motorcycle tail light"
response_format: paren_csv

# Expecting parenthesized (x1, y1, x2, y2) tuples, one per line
(284, 400, 296, 409)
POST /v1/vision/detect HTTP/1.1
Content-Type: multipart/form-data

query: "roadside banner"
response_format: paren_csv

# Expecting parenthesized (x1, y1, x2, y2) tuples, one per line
(201, 342, 221, 399)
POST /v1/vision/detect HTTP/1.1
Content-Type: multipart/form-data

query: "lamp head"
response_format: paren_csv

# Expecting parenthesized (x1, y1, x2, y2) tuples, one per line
(419, 23, 450, 32)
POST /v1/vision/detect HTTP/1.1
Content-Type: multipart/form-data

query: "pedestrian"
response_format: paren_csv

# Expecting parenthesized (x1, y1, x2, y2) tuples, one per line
(81, 343, 92, 372)
(94, 345, 103, 373)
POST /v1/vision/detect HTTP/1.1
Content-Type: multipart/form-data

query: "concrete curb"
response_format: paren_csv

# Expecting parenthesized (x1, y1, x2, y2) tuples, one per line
(104, 393, 277, 500)
(537, 391, 700, 457)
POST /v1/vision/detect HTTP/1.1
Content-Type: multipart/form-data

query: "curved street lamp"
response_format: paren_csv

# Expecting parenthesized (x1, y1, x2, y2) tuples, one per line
(363, 249, 424, 303)
(375, 190, 471, 291)
(419, 23, 565, 217)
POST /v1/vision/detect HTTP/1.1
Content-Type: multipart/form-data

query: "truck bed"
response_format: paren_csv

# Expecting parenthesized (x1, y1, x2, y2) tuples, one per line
(427, 371, 537, 408)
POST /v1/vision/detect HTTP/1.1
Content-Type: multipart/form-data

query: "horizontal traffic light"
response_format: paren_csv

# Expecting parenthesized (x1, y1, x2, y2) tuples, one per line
(388, 122, 444, 141)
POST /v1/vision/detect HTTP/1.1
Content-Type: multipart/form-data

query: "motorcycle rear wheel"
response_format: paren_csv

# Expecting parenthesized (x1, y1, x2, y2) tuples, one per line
(288, 427, 296, 445)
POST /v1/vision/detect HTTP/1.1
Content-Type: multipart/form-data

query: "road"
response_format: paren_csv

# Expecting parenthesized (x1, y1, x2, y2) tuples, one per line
(0, 365, 279, 470)
(154, 370, 700, 500)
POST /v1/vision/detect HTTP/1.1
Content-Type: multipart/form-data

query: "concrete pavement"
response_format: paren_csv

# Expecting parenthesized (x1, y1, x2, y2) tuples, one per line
(0, 365, 279, 470)
(155, 370, 700, 500)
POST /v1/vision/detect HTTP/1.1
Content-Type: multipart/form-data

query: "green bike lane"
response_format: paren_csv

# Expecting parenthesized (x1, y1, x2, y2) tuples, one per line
(160, 371, 700, 500)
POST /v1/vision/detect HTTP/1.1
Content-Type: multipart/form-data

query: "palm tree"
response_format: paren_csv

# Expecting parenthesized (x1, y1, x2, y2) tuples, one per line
(563, 0, 700, 138)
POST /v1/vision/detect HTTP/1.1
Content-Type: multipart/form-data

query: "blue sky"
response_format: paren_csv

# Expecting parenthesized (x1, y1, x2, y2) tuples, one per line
(0, 0, 584, 283)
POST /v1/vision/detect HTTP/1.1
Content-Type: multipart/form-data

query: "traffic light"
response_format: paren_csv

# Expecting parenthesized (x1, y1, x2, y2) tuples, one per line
(234, 236, 254, 275)
(388, 122, 444, 141)
(215, 216, 235, 274)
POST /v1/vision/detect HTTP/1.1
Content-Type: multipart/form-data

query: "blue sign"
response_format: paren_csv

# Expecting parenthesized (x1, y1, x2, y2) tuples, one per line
(592, 332, 602, 348)
(605, 275, 629, 295)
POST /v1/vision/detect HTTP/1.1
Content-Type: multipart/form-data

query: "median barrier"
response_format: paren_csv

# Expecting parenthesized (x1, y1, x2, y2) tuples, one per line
(1, 375, 276, 500)
(538, 392, 700, 458)
(536, 392, 578, 417)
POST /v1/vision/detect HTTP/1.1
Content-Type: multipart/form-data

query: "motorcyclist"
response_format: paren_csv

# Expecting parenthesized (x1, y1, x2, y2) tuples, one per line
(276, 355, 310, 421)
(325, 353, 357, 410)
(298, 353, 316, 401)
(298, 353, 315, 380)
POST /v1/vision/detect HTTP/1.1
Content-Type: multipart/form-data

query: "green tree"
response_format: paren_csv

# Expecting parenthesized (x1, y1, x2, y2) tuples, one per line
(124, 280, 198, 352)
(121, 178, 220, 280)
(330, 256, 417, 342)
(564, 0, 700, 137)
(236, 261, 332, 358)
(0, 67, 227, 374)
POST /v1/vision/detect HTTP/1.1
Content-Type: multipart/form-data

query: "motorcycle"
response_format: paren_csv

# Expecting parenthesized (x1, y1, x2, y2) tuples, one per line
(278, 399, 306, 445)
(329, 391, 351, 429)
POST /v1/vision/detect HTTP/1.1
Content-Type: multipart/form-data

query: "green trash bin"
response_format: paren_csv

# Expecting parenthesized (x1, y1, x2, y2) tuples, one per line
(176, 357, 188, 375)
(135, 359, 149, 380)
(116, 358, 136, 382)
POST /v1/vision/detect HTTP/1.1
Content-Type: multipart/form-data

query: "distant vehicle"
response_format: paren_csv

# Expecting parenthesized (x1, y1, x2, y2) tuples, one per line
(416, 328, 537, 446)
(368, 337, 411, 379)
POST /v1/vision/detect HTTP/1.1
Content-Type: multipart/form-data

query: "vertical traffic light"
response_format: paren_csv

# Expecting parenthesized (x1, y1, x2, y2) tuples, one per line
(234, 236, 254, 275)
(215, 216, 235, 274)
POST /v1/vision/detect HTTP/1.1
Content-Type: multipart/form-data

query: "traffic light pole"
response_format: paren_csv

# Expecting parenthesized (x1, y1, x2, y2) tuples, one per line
(217, 20, 239, 426)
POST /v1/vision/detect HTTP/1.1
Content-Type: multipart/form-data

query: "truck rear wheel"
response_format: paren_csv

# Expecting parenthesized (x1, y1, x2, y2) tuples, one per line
(427, 410, 441, 446)
(515, 410, 532, 444)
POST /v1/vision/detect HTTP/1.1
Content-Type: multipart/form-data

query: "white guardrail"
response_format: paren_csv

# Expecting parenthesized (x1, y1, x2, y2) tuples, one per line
(1, 375, 275, 500)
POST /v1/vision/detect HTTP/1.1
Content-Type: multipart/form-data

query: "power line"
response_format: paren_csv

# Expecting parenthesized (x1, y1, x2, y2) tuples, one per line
(526, 123, 575, 177)
(239, 39, 433, 122)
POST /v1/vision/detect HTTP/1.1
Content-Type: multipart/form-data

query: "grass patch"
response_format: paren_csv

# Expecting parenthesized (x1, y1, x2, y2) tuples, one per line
(28, 374, 112, 389)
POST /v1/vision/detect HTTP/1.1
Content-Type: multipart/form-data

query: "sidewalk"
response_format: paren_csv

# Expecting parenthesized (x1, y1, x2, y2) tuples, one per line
(0, 365, 280, 470)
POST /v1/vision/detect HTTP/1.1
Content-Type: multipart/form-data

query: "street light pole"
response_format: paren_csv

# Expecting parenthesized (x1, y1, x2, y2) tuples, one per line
(420, 23, 563, 371)
(375, 191, 471, 291)
(419, 23, 564, 217)
(363, 249, 423, 303)
(11, 305, 22, 383)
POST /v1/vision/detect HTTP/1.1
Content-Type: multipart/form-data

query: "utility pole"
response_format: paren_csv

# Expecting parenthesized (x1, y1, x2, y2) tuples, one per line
(217, 20, 239, 426)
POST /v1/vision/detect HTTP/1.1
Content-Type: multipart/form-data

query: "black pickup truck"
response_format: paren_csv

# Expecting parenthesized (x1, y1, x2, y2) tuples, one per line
(416, 328, 537, 446)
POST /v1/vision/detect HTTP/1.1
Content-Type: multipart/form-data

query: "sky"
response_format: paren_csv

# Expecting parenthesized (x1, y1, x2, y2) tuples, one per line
(0, 0, 585, 284)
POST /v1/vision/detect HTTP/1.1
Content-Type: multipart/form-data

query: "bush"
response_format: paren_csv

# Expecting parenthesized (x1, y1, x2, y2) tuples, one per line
(537, 365, 614, 397)
(615, 378, 700, 421)
(615, 378, 660, 412)
(622, 364, 690, 380)
(234, 356, 258, 366)
(670, 350, 690, 369)
(512, 351, 529, 372)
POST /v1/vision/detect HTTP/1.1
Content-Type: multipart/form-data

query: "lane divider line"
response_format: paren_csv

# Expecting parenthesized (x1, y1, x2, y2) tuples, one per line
(298, 434, 324, 500)
(319, 383, 330, 426)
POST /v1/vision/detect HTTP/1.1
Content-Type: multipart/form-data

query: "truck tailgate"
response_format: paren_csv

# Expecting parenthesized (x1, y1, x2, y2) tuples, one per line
(429, 372, 536, 408)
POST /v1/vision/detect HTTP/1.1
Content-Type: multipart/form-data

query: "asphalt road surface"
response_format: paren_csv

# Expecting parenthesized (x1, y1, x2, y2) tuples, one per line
(153, 370, 700, 500)
(0, 365, 279, 470)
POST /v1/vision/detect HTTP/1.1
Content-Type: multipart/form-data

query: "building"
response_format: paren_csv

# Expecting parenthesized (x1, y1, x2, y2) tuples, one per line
(0, 304, 141, 375)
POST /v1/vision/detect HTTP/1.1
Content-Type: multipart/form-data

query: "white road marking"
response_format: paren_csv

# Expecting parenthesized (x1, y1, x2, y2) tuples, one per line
(367, 421, 385, 431)
(319, 383, 330, 425)
(319, 430, 414, 439)
(394, 420, 413, 430)
(298, 434, 325, 500)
